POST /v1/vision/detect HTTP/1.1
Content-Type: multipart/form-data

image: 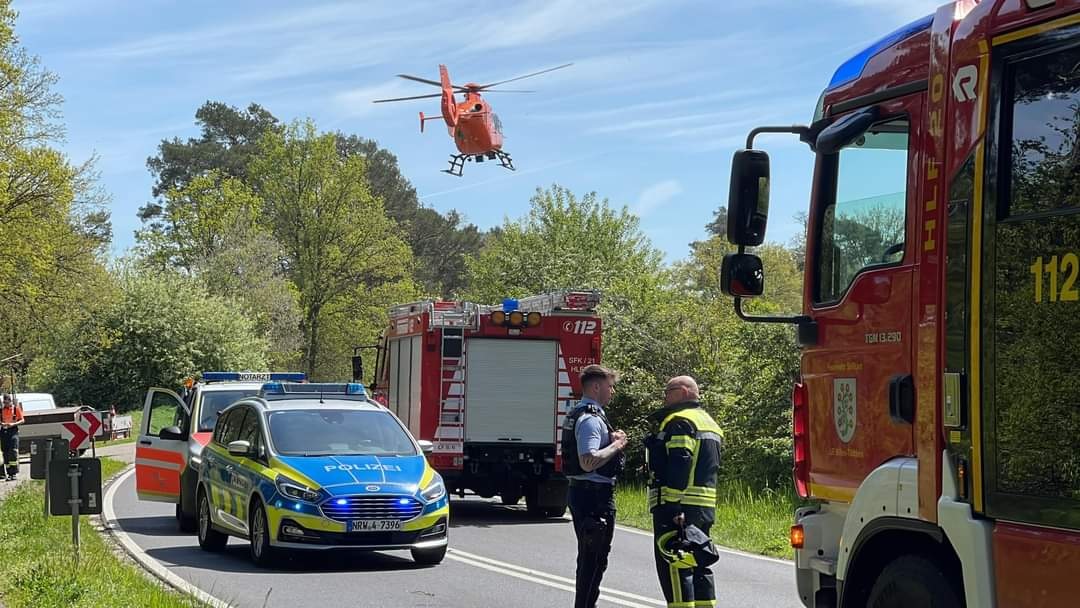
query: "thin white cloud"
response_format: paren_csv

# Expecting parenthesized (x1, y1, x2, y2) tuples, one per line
(633, 180, 683, 217)
(463, 0, 664, 53)
(826, 0, 944, 21)
(332, 80, 436, 119)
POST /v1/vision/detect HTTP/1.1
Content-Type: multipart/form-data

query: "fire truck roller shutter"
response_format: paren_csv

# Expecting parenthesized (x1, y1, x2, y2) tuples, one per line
(464, 339, 557, 444)
(387, 335, 422, 437)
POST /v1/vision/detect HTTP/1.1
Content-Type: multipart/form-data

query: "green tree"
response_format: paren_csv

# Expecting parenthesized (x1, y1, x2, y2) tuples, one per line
(0, 1, 112, 379)
(139, 102, 481, 297)
(463, 184, 684, 453)
(31, 267, 268, 410)
(250, 120, 414, 378)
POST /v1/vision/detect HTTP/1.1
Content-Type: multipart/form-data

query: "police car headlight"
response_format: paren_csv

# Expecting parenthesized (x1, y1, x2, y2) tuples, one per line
(421, 477, 446, 502)
(276, 476, 320, 503)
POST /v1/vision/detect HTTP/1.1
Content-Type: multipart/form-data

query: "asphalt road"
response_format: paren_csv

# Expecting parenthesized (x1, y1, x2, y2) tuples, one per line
(107, 469, 801, 608)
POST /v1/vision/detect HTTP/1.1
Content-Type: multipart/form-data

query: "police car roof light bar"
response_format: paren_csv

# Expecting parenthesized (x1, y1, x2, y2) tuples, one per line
(202, 371, 307, 383)
(259, 381, 368, 400)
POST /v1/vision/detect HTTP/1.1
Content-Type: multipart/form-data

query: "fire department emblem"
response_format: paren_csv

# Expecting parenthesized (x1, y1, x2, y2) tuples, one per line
(833, 378, 857, 443)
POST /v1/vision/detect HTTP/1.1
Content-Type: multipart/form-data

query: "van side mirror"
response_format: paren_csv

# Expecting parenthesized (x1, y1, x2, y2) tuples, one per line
(816, 106, 880, 154)
(720, 253, 765, 298)
(417, 439, 434, 454)
(727, 149, 771, 247)
(351, 355, 363, 382)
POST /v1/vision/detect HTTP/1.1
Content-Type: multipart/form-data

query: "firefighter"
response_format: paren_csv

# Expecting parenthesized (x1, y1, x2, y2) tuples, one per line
(561, 364, 628, 608)
(1, 394, 24, 481)
(646, 376, 723, 608)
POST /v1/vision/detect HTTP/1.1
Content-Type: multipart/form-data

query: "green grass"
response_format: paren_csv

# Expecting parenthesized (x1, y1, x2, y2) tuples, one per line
(615, 481, 797, 559)
(0, 457, 211, 608)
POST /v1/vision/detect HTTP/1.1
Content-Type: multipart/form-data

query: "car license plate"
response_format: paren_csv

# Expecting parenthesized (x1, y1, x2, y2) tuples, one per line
(350, 519, 401, 532)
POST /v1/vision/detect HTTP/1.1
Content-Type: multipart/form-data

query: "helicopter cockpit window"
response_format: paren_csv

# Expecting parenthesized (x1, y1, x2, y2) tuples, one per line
(493, 113, 503, 134)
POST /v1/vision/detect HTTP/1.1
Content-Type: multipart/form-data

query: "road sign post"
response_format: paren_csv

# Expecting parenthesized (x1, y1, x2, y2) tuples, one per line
(47, 457, 101, 561)
(69, 463, 80, 562)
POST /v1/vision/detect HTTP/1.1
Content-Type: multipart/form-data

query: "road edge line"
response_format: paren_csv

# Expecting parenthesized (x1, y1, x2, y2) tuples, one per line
(445, 551, 659, 608)
(448, 548, 666, 606)
(101, 466, 234, 608)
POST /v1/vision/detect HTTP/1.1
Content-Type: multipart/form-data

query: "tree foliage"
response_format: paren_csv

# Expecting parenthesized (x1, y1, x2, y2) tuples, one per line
(249, 120, 415, 378)
(139, 102, 480, 297)
(0, 1, 112, 380)
(30, 267, 267, 410)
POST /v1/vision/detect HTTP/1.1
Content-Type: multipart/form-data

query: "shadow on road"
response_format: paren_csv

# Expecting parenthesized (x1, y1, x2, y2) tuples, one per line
(145, 544, 430, 574)
(448, 498, 570, 529)
(113, 515, 190, 538)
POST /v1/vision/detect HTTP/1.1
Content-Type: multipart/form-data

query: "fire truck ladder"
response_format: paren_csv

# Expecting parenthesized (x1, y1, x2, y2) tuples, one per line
(428, 302, 477, 452)
(477, 289, 602, 315)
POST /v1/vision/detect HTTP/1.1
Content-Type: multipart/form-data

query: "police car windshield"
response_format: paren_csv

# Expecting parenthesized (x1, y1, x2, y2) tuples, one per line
(199, 390, 260, 432)
(267, 409, 417, 456)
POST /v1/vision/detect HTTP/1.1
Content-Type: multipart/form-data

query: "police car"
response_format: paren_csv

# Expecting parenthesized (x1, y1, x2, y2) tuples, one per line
(194, 381, 449, 567)
(136, 372, 306, 532)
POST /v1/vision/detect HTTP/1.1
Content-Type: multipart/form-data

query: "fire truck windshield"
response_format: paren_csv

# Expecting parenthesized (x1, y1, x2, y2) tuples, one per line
(816, 118, 908, 304)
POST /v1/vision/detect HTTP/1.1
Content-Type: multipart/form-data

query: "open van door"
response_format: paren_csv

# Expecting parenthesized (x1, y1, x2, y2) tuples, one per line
(135, 387, 189, 503)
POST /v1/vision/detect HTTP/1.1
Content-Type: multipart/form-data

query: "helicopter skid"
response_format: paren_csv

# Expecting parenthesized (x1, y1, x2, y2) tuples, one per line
(442, 150, 516, 176)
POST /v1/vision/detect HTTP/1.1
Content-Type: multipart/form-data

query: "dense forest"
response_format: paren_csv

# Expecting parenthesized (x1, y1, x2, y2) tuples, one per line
(0, 3, 805, 490)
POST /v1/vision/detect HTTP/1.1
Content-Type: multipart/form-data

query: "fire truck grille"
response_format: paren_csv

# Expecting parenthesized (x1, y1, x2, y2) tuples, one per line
(320, 496, 423, 522)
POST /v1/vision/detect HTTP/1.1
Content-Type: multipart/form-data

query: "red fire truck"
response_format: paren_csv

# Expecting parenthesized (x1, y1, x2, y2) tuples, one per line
(721, 1, 1080, 606)
(366, 290, 602, 517)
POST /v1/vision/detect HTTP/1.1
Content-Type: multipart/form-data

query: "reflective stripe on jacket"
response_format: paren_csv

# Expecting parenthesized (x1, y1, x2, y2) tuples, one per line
(646, 403, 722, 511)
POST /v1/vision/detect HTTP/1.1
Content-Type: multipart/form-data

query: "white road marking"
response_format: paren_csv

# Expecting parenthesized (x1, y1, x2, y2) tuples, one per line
(448, 548, 666, 607)
(102, 467, 235, 608)
(610, 523, 793, 566)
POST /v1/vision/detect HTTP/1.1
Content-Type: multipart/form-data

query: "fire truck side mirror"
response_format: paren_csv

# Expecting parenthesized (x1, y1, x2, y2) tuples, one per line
(351, 355, 363, 382)
(815, 105, 880, 155)
(727, 149, 770, 247)
(720, 253, 765, 298)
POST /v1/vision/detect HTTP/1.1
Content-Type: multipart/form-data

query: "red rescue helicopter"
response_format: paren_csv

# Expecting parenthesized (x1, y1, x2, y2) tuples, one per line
(373, 63, 572, 176)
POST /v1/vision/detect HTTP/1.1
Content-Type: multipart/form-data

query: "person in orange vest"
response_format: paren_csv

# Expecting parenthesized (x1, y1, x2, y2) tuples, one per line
(1, 394, 25, 481)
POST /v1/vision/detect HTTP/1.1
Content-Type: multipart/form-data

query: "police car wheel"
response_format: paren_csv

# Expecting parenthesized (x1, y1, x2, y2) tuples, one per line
(249, 502, 276, 567)
(411, 544, 447, 565)
(196, 489, 227, 552)
(176, 502, 196, 533)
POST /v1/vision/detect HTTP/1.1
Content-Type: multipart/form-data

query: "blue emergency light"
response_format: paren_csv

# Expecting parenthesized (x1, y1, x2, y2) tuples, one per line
(202, 371, 306, 383)
(259, 381, 368, 400)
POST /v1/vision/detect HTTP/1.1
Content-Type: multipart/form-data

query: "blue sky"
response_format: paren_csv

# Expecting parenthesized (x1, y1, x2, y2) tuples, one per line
(13, 0, 943, 263)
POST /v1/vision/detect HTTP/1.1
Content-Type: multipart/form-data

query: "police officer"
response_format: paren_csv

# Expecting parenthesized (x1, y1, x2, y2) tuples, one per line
(1, 394, 25, 481)
(562, 364, 628, 608)
(646, 376, 723, 608)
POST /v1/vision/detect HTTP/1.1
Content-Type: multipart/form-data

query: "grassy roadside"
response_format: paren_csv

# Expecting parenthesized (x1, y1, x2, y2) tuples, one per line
(615, 481, 797, 559)
(0, 457, 209, 608)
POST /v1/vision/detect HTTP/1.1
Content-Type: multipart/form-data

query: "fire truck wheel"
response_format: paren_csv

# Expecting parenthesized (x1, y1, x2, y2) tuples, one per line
(866, 554, 961, 608)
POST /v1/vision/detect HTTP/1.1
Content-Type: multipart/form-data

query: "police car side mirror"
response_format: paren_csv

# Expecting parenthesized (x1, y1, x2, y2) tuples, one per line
(160, 426, 184, 441)
(228, 440, 253, 457)
(417, 439, 434, 454)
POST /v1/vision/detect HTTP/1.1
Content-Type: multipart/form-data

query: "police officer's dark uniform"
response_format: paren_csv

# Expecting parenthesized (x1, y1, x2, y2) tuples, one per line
(562, 392, 626, 608)
(1, 396, 25, 481)
(646, 398, 723, 608)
